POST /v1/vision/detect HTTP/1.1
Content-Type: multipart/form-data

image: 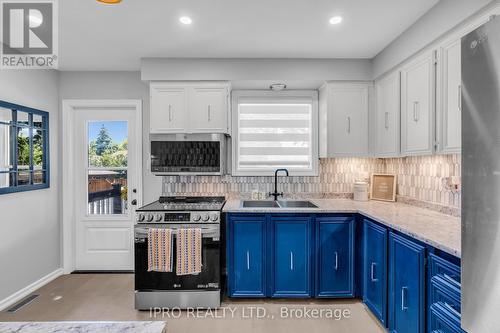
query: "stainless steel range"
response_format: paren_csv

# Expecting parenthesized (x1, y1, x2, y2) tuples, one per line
(134, 196, 225, 310)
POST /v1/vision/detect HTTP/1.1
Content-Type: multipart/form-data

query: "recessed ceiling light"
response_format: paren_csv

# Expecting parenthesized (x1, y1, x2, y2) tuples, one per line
(179, 16, 193, 25)
(97, 0, 122, 4)
(329, 16, 343, 25)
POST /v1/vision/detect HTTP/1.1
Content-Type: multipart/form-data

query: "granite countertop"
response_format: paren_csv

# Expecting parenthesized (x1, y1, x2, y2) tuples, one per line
(223, 199, 461, 257)
(0, 322, 167, 333)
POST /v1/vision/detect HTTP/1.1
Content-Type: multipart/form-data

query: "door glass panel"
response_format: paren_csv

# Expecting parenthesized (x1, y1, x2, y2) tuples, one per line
(17, 112, 30, 126)
(33, 129, 44, 167)
(88, 121, 128, 168)
(0, 172, 14, 188)
(33, 114, 44, 128)
(17, 171, 30, 186)
(87, 170, 127, 215)
(0, 107, 13, 124)
(17, 127, 30, 170)
(0, 124, 13, 171)
(33, 170, 45, 184)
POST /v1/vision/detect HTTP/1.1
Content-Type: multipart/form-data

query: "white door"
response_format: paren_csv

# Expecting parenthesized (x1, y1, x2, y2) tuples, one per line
(150, 84, 187, 133)
(401, 51, 434, 156)
(438, 38, 461, 154)
(189, 87, 228, 133)
(376, 71, 401, 157)
(74, 106, 141, 270)
(328, 84, 369, 156)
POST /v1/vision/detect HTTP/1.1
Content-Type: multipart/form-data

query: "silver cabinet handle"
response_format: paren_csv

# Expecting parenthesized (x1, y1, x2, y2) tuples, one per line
(371, 262, 378, 282)
(290, 252, 294, 271)
(208, 105, 211, 121)
(384, 112, 389, 130)
(401, 286, 408, 311)
(246, 251, 250, 270)
(347, 117, 351, 133)
(413, 102, 419, 122)
(458, 85, 462, 111)
(168, 104, 172, 122)
(334, 251, 339, 271)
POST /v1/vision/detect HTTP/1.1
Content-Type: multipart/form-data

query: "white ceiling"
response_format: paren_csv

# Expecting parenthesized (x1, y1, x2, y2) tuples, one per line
(59, 0, 439, 71)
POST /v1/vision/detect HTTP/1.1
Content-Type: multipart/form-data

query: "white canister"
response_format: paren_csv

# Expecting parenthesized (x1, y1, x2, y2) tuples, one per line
(353, 181, 369, 201)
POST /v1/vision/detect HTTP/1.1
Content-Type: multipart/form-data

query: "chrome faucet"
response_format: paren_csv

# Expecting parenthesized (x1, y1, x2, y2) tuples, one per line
(269, 168, 289, 201)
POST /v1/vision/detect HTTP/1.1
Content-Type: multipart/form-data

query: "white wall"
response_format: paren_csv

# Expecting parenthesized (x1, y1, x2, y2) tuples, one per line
(141, 58, 373, 81)
(0, 70, 60, 302)
(59, 71, 162, 204)
(372, 0, 495, 78)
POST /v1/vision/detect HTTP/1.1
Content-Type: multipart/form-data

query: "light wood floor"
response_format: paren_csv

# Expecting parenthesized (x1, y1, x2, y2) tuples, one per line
(0, 274, 386, 333)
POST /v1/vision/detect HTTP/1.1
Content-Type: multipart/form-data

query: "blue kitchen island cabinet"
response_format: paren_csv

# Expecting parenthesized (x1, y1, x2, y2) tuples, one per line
(389, 232, 426, 333)
(269, 216, 313, 297)
(363, 220, 388, 325)
(315, 216, 355, 297)
(227, 214, 267, 297)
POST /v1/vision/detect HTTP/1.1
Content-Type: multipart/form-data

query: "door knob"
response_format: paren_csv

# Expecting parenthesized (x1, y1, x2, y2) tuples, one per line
(131, 199, 137, 206)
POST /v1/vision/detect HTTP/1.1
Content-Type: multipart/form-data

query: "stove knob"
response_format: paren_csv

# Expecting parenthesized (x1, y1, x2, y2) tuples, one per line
(146, 213, 154, 222)
(201, 213, 210, 222)
(192, 213, 201, 222)
(209, 213, 219, 222)
(136, 213, 145, 222)
(155, 213, 163, 222)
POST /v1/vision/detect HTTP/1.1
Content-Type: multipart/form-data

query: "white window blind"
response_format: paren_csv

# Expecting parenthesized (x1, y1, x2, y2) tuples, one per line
(232, 91, 318, 176)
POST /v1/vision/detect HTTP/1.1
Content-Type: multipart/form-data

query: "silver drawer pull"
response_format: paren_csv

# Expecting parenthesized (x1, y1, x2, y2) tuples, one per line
(458, 85, 462, 111)
(168, 104, 172, 122)
(347, 116, 351, 133)
(401, 286, 408, 311)
(384, 112, 389, 129)
(208, 105, 211, 121)
(334, 251, 339, 271)
(290, 252, 294, 270)
(371, 262, 378, 282)
(246, 251, 250, 270)
(413, 101, 419, 122)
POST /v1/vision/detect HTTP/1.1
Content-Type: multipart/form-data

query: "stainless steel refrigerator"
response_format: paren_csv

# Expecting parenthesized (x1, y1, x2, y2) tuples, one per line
(462, 14, 500, 333)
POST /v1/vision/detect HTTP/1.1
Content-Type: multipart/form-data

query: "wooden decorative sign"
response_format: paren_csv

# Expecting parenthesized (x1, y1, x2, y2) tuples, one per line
(370, 174, 397, 202)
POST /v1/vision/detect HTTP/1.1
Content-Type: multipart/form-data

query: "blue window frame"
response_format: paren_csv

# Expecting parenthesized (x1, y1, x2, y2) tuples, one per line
(0, 100, 49, 194)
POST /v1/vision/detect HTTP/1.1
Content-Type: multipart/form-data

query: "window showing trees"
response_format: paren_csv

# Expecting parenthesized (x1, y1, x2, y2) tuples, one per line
(0, 101, 49, 194)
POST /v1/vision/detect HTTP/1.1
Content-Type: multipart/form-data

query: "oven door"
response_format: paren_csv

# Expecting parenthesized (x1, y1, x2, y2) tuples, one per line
(149, 134, 226, 175)
(134, 224, 220, 291)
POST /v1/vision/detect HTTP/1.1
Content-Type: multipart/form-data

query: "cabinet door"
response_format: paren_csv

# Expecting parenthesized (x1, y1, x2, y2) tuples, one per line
(189, 87, 228, 133)
(270, 216, 312, 298)
(227, 215, 266, 297)
(328, 84, 369, 156)
(375, 72, 401, 157)
(316, 216, 355, 297)
(389, 232, 426, 333)
(401, 52, 435, 155)
(438, 38, 461, 154)
(363, 220, 388, 325)
(150, 85, 187, 133)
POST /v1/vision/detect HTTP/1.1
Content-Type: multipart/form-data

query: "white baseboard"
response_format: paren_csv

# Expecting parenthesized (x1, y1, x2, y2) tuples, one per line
(0, 268, 64, 312)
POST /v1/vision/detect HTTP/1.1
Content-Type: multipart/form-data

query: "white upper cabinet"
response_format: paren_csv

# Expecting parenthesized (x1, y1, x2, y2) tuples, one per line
(150, 82, 230, 134)
(400, 51, 435, 156)
(437, 38, 461, 154)
(189, 86, 229, 133)
(150, 85, 187, 133)
(375, 71, 401, 157)
(320, 82, 370, 157)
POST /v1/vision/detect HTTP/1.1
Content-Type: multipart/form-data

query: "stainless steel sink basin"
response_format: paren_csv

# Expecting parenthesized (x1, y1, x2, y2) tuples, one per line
(242, 200, 318, 208)
(242, 201, 280, 208)
(277, 200, 318, 208)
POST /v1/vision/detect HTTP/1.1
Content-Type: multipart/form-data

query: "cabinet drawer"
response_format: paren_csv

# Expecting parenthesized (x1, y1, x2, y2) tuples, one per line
(429, 253, 460, 283)
(430, 275, 461, 313)
(429, 302, 465, 333)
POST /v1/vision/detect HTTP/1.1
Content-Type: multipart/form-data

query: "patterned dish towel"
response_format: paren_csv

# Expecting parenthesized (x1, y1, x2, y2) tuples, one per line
(176, 228, 202, 275)
(147, 228, 173, 272)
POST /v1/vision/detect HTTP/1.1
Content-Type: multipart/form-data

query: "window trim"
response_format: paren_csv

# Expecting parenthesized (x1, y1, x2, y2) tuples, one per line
(0, 100, 50, 195)
(231, 90, 319, 176)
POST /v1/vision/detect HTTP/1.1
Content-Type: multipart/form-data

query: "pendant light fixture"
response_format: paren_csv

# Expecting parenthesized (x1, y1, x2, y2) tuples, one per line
(97, 0, 122, 4)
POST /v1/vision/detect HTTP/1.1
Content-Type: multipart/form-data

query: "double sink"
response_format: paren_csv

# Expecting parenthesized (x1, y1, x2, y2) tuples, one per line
(242, 200, 318, 209)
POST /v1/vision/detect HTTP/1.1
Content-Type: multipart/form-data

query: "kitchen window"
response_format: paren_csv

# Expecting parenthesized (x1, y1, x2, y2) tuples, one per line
(231, 90, 319, 176)
(0, 101, 49, 194)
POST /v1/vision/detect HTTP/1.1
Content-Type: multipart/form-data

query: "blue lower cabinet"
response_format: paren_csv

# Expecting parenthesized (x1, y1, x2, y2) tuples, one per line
(315, 216, 355, 297)
(389, 232, 426, 333)
(227, 214, 266, 297)
(362, 220, 388, 325)
(270, 216, 312, 297)
(429, 302, 465, 333)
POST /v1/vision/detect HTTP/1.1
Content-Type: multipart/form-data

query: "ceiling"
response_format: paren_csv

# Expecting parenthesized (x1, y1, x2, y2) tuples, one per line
(59, 0, 440, 71)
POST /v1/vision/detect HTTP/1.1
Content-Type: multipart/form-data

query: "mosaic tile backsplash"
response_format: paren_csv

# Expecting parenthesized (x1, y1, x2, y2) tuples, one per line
(162, 154, 461, 210)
